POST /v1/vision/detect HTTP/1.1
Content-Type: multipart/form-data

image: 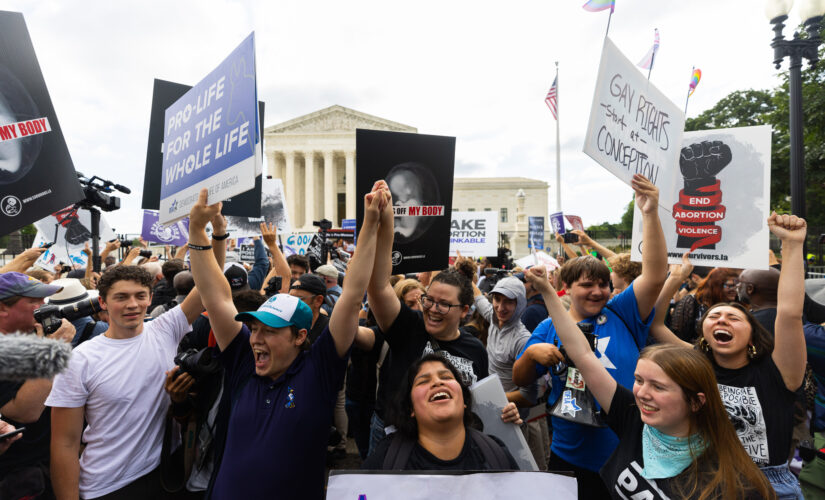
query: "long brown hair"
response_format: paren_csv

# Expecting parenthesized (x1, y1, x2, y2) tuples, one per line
(695, 268, 738, 308)
(639, 345, 775, 500)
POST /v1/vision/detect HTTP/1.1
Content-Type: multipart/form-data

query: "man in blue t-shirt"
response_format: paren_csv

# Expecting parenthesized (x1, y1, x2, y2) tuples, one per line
(513, 174, 667, 497)
(187, 184, 387, 500)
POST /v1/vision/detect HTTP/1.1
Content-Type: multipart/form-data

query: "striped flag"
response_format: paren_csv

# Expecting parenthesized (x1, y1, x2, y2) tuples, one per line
(582, 0, 615, 13)
(545, 76, 558, 120)
(689, 68, 702, 96)
(637, 29, 660, 70)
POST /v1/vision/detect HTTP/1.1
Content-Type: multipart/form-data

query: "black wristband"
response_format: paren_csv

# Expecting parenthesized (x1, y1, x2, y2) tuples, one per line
(212, 233, 230, 241)
(188, 243, 213, 251)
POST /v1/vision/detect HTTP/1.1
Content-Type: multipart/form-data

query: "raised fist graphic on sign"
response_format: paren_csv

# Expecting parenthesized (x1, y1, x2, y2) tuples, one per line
(673, 141, 732, 252)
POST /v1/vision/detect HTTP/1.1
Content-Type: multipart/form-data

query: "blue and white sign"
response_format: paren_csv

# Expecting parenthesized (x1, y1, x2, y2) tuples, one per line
(528, 216, 544, 250)
(159, 33, 259, 223)
(549, 211, 566, 235)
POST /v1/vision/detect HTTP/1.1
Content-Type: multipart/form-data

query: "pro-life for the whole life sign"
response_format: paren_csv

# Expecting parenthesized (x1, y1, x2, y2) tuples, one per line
(631, 125, 771, 270)
(159, 33, 259, 223)
(583, 37, 685, 209)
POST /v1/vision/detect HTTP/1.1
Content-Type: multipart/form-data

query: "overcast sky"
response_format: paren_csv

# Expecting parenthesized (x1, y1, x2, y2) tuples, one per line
(6, 0, 801, 234)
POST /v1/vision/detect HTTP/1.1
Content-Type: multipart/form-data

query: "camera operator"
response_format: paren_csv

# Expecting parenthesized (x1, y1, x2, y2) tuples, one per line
(44, 279, 108, 346)
(0, 271, 73, 500)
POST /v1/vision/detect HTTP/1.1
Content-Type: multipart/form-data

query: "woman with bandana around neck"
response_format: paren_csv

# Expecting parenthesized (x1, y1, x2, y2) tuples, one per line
(649, 213, 808, 499)
(523, 266, 774, 499)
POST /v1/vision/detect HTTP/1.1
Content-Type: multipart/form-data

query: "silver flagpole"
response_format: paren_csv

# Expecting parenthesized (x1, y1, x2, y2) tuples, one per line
(555, 61, 561, 213)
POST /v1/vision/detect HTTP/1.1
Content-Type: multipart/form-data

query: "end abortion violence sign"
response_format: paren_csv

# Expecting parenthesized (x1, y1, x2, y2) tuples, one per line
(583, 37, 685, 209)
(159, 33, 258, 223)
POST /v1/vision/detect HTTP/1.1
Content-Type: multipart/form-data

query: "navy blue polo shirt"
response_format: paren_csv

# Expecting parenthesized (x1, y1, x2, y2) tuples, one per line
(211, 324, 349, 500)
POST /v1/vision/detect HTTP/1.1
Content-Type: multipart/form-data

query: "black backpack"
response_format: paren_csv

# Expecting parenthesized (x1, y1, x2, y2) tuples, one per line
(381, 428, 511, 470)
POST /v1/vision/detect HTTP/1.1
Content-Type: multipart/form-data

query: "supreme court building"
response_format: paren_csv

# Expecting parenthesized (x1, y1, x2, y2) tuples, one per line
(264, 105, 416, 232)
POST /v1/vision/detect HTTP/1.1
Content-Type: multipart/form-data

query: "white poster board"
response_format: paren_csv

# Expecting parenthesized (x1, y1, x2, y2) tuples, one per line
(631, 126, 771, 269)
(226, 178, 291, 238)
(583, 37, 685, 208)
(450, 211, 498, 257)
(32, 207, 115, 268)
(470, 374, 537, 471)
(327, 471, 576, 499)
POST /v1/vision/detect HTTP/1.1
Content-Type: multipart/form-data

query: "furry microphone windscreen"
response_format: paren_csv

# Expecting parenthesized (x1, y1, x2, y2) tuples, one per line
(0, 334, 72, 381)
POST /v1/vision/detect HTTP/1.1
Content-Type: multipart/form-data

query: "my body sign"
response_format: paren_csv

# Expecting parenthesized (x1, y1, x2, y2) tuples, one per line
(159, 33, 258, 223)
(583, 37, 684, 208)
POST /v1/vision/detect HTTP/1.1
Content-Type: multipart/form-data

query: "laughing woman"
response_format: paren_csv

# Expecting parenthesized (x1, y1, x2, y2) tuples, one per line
(362, 354, 520, 471)
(522, 267, 774, 499)
(650, 213, 808, 499)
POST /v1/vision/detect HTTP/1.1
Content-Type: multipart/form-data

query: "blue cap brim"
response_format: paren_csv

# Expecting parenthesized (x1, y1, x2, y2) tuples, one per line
(235, 311, 293, 329)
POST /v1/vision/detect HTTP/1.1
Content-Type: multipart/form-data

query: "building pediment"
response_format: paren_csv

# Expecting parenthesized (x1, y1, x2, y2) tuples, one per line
(265, 105, 416, 135)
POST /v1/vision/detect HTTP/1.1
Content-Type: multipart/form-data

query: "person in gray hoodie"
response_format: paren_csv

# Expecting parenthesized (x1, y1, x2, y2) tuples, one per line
(473, 276, 549, 468)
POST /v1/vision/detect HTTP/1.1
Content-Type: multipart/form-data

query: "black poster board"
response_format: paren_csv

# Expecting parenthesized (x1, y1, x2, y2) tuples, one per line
(0, 11, 83, 234)
(141, 78, 264, 217)
(355, 129, 455, 274)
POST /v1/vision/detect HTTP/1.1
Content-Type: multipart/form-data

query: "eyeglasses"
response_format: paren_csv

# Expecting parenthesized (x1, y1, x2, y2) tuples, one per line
(722, 281, 739, 289)
(418, 294, 462, 314)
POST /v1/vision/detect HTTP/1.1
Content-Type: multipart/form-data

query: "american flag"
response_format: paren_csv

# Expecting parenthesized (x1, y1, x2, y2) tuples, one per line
(545, 76, 558, 120)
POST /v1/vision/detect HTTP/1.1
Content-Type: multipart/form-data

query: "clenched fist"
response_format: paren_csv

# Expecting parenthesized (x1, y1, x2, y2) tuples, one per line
(679, 141, 731, 180)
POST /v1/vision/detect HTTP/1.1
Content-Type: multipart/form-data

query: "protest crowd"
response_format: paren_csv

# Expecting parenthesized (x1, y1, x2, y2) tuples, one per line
(2, 5, 825, 500)
(0, 171, 823, 500)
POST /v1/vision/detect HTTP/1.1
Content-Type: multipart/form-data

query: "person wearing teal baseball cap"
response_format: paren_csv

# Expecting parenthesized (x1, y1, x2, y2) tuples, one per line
(185, 181, 388, 500)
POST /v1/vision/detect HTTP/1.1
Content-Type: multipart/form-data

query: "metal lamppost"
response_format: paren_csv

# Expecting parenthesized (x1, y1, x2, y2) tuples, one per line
(765, 0, 825, 221)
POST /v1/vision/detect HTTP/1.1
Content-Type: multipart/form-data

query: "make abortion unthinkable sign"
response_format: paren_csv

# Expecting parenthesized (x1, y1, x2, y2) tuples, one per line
(159, 33, 259, 223)
(583, 37, 685, 209)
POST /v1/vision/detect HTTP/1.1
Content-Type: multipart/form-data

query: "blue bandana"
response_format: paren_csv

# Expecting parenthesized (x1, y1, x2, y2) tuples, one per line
(640, 424, 707, 479)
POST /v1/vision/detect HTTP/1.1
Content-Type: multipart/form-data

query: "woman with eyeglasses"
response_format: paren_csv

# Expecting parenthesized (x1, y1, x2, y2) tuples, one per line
(670, 267, 740, 342)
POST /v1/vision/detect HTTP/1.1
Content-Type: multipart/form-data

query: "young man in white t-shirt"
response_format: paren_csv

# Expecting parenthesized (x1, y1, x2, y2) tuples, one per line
(47, 263, 204, 499)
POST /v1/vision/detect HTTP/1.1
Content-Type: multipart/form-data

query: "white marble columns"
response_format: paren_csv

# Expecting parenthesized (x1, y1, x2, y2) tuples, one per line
(345, 150, 356, 219)
(304, 151, 316, 225)
(323, 150, 336, 224)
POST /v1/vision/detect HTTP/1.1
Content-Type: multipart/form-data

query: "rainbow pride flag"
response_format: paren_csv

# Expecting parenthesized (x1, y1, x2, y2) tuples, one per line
(688, 69, 702, 96)
(583, 0, 615, 12)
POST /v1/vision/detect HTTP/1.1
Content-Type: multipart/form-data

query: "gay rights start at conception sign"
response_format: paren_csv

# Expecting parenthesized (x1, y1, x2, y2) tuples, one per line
(159, 33, 259, 223)
(583, 37, 685, 209)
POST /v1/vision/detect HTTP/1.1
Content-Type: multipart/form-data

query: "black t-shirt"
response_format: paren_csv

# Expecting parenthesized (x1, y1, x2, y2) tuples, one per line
(374, 304, 489, 419)
(600, 386, 701, 499)
(362, 431, 518, 471)
(714, 356, 797, 466)
(0, 381, 51, 477)
(308, 313, 330, 345)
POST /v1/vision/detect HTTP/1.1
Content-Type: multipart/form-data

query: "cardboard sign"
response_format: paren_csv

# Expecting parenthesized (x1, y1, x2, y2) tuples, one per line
(0, 11, 84, 234)
(283, 232, 313, 257)
(549, 212, 566, 235)
(32, 206, 115, 268)
(143, 79, 265, 217)
(631, 126, 771, 269)
(327, 471, 576, 499)
(450, 211, 498, 257)
(356, 129, 455, 274)
(159, 33, 259, 223)
(565, 215, 584, 232)
(225, 177, 291, 237)
(140, 210, 189, 246)
(528, 216, 544, 250)
(583, 37, 685, 208)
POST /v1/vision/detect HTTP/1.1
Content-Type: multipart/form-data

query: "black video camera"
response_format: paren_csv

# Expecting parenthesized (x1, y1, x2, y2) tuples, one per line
(313, 219, 333, 231)
(173, 348, 221, 380)
(562, 232, 579, 244)
(263, 276, 283, 297)
(75, 173, 130, 212)
(480, 268, 511, 293)
(139, 250, 152, 258)
(34, 298, 103, 335)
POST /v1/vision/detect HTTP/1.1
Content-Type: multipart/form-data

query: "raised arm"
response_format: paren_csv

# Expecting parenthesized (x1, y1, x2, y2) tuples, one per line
(571, 230, 616, 259)
(0, 247, 46, 274)
(260, 222, 291, 294)
(329, 187, 386, 357)
(187, 190, 242, 351)
(649, 254, 693, 348)
(211, 214, 227, 270)
(174, 243, 188, 261)
(770, 212, 807, 390)
(523, 266, 618, 413)
(99, 239, 120, 267)
(629, 174, 668, 319)
(366, 180, 401, 332)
